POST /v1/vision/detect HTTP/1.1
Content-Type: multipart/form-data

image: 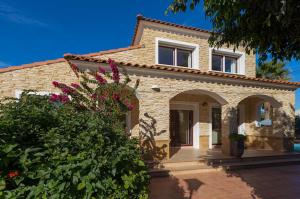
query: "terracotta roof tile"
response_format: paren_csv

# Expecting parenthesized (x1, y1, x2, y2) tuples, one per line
(64, 54, 300, 88)
(131, 14, 211, 45)
(0, 45, 143, 74)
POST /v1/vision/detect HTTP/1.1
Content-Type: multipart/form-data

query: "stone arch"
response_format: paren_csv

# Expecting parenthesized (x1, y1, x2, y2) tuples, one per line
(237, 94, 282, 108)
(170, 89, 229, 105)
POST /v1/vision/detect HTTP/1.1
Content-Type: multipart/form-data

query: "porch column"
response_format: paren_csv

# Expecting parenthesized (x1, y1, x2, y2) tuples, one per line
(272, 103, 295, 151)
(221, 103, 238, 155)
(138, 94, 170, 160)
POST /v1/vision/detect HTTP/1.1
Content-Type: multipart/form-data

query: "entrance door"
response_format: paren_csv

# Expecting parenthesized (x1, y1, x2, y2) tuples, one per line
(212, 107, 222, 145)
(170, 110, 193, 147)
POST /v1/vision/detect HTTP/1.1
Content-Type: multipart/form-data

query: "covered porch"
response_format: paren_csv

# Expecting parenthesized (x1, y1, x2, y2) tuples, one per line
(168, 89, 294, 162)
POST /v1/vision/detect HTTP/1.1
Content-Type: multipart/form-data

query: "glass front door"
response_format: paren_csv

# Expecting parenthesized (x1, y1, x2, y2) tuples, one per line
(212, 107, 222, 145)
(170, 110, 193, 146)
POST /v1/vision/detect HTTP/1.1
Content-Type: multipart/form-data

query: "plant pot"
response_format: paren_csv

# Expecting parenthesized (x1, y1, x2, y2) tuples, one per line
(231, 140, 245, 158)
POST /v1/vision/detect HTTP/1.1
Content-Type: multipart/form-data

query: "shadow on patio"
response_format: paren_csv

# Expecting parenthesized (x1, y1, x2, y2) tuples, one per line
(150, 165, 300, 199)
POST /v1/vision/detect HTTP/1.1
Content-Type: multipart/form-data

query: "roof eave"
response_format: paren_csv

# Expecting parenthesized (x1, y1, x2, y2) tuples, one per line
(64, 54, 300, 90)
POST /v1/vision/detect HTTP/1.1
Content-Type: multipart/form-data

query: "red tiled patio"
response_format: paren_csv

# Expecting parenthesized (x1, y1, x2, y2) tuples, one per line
(150, 165, 300, 199)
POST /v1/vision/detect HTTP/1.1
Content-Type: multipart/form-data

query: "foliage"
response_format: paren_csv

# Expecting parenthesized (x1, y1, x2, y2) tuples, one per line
(296, 115, 300, 138)
(229, 134, 247, 142)
(0, 60, 149, 198)
(167, 0, 300, 61)
(256, 61, 290, 80)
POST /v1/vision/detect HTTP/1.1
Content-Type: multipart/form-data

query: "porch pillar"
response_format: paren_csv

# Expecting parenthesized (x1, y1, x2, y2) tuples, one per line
(221, 103, 238, 155)
(138, 94, 170, 160)
(272, 104, 295, 151)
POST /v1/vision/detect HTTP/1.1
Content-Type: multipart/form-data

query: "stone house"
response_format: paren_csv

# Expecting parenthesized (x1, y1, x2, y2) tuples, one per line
(1, 15, 300, 160)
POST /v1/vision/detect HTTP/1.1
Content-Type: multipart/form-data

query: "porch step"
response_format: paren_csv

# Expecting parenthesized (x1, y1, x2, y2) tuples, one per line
(149, 160, 219, 177)
(220, 157, 300, 171)
(205, 153, 300, 170)
(205, 153, 300, 166)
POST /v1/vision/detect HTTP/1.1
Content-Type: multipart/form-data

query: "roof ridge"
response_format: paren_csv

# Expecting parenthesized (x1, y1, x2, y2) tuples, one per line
(131, 14, 211, 45)
(0, 45, 143, 74)
(64, 53, 300, 87)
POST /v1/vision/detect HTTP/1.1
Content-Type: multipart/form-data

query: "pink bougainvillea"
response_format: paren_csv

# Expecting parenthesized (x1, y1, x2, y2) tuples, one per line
(95, 73, 107, 84)
(123, 99, 134, 111)
(52, 81, 60, 87)
(98, 66, 106, 74)
(71, 83, 80, 89)
(50, 94, 70, 104)
(50, 58, 138, 114)
(108, 59, 120, 83)
(112, 93, 120, 101)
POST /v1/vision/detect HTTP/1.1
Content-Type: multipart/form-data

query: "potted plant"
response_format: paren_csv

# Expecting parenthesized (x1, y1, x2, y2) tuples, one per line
(229, 134, 246, 157)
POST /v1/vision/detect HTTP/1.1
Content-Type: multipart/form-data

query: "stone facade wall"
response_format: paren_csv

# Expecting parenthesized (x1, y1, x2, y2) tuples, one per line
(0, 62, 77, 99)
(125, 71, 295, 155)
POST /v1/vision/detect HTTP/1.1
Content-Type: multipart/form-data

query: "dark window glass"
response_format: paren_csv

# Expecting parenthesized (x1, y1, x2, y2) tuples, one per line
(159, 46, 174, 65)
(212, 54, 223, 71)
(225, 57, 237, 73)
(177, 49, 191, 67)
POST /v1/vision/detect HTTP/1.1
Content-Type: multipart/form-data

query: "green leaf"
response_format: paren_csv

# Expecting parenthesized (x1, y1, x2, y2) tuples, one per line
(0, 179, 5, 191)
(77, 181, 86, 190)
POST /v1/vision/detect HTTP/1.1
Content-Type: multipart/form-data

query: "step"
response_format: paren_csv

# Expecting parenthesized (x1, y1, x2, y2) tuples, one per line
(150, 165, 221, 177)
(205, 153, 300, 165)
(162, 160, 206, 168)
(220, 158, 300, 171)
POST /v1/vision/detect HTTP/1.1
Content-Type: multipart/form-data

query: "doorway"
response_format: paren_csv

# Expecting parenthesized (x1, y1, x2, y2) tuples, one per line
(170, 110, 193, 146)
(211, 106, 222, 147)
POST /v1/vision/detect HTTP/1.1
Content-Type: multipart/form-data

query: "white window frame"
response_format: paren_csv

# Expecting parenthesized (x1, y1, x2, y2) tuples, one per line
(155, 37, 199, 69)
(209, 48, 245, 75)
(255, 101, 273, 127)
(15, 90, 52, 99)
(170, 101, 200, 149)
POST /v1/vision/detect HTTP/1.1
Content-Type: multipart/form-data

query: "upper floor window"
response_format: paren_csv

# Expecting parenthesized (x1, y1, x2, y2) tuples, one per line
(156, 37, 199, 69)
(210, 48, 245, 75)
(212, 54, 238, 73)
(159, 46, 192, 67)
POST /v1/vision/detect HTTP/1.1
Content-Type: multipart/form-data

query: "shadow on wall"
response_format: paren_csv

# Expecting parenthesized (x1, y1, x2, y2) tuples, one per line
(295, 115, 300, 139)
(139, 113, 168, 165)
(247, 108, 295, 151)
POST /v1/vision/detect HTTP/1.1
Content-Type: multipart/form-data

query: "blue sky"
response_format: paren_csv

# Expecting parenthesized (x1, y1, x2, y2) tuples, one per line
(0, 0, 299, 110)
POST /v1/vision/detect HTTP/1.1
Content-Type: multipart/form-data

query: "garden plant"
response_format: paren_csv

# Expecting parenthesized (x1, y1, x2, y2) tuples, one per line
(0, 59, 149, 199)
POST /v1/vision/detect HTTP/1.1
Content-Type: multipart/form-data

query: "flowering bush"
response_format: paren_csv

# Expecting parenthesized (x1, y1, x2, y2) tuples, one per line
(0, 60, 149, 198)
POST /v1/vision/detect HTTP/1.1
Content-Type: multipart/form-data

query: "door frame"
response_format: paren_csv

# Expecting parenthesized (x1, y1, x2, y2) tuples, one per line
(209, 103, 221, 149)
(170, 101, 200, 149)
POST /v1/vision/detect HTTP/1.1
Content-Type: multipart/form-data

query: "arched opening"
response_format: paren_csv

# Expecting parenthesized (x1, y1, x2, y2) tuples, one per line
(237, 95, 282, 151)
(169, 89, 228, 160)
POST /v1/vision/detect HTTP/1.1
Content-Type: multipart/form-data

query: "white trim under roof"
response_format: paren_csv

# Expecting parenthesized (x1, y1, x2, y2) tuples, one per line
(155, 37, 200, 69)
(209, 47, 246, 75)
(15, 90, 52, 99)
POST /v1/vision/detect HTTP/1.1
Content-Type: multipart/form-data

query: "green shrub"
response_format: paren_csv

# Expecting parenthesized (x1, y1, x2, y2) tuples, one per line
(0, 60, 149, 198)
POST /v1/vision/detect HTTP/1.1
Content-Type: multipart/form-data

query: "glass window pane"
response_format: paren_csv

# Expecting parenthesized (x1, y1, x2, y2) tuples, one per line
(159, 46, 174, 65)
(212, 54, 223, 71)
(177, 49, 191, 67)
(225, 57, 237, 73)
